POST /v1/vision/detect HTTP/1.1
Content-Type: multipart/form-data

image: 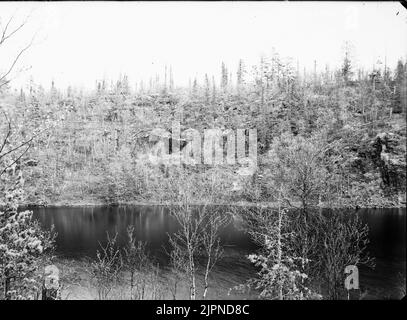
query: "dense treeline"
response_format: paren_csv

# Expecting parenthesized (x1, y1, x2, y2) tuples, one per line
(1, 49, 406, 208)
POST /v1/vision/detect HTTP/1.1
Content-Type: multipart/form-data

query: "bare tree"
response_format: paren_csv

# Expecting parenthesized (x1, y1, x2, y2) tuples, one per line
(201, 208, 228, 299)
(0, 12, 34, 89)
(122, 225, 155, 300)
(167, 169, 230, 300)
(168, 197, 203, 300)
(0, 11, 40, 179)
(89, 233, 122, 300)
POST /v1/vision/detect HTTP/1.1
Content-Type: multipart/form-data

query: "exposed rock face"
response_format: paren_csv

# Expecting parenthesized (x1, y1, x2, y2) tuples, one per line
(370, 131, 406, 194)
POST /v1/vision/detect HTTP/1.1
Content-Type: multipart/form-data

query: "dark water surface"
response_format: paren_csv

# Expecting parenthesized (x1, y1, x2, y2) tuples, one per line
(32, 206, 406, 299)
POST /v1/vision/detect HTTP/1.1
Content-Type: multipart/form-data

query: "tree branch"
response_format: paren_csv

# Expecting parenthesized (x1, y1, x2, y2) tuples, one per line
(0, 143, 30, 178)
(0, 36, 34, 88)
(0, 110, 12, 155)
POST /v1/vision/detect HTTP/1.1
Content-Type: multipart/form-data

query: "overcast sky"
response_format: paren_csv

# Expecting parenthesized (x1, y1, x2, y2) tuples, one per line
(1, 1, 406, 91)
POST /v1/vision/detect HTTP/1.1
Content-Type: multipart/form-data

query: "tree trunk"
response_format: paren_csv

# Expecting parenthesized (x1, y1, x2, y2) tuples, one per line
(203, 255, 211, 299)
(277, 201, 283, 300)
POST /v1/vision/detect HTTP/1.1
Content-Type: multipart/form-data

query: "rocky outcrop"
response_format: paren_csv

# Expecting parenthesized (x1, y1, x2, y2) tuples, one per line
(370, 131, 406, 194)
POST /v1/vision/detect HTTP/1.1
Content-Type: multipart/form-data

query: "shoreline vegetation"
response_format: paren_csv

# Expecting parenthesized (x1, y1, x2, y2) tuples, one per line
(38, 207, 405, 301)
(21, 199, 406, 209)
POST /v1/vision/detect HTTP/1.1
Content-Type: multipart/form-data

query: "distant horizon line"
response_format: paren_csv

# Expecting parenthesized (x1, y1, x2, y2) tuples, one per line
(6, 55, 407, 93)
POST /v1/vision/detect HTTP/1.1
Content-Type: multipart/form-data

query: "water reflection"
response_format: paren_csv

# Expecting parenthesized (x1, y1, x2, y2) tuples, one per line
(32, 205, 256, 260)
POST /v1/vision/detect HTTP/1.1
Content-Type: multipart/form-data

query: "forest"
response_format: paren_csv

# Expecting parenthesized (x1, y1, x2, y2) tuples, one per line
(0, 6, 406, 300)
(1, 46, 406, 209)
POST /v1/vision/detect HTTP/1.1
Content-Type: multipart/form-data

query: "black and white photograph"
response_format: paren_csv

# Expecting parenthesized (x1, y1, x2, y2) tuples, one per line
(0, 0, 406, 305)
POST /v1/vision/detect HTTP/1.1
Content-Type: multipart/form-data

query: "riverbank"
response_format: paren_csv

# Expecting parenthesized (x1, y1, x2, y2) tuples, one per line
(21, 198, 406, 209)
